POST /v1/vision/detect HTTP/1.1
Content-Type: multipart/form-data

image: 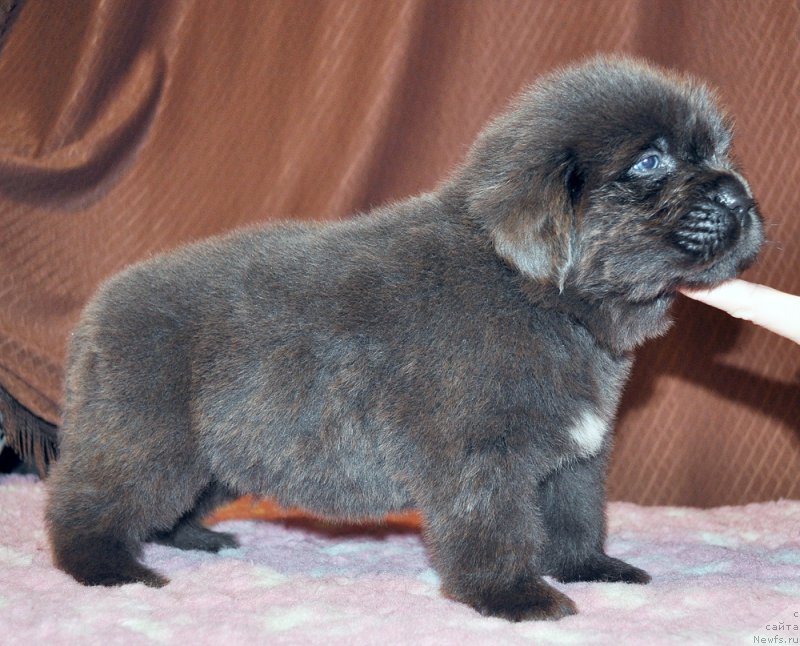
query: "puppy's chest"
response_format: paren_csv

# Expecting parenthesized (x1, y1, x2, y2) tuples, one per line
(573, 356, 630, 454)
(566, 408, 610, 458)
(537, 347, 632, 462)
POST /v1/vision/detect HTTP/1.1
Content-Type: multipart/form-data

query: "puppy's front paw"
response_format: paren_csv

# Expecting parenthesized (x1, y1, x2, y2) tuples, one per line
(460, 576, 578, 622)
(555, 554, 650, 585)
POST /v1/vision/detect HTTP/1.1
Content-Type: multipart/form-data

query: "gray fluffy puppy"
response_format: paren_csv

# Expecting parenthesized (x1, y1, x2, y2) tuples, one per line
(46, 57, 763, 621)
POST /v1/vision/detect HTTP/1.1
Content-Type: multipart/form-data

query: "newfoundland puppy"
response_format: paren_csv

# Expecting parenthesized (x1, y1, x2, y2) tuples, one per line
(46, 57, 763, 621)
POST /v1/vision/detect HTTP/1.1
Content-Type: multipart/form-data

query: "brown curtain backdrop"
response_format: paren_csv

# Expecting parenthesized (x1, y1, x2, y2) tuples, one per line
(0, 0, 797, 505)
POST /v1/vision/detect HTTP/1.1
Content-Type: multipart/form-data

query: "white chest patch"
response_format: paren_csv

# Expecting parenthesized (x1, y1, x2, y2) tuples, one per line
(568, 410, 609, 457)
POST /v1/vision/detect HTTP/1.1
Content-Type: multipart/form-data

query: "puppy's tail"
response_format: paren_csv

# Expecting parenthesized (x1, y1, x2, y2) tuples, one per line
(49, 522, 168, 587)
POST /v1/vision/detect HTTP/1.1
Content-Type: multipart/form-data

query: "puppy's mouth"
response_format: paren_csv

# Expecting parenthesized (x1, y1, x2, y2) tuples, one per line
(668, 176, 763, 287)
(670, 197, 753, 263)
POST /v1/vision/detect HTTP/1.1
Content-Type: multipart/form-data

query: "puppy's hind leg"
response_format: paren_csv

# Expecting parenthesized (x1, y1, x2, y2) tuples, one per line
(49, 525, 168, 588)
(46, 407, 211, 586)
(47, 448, 212, 587)
(152, 480, 239, 552)
(47, 299, 216, 586)
(46, 453, 171, 587)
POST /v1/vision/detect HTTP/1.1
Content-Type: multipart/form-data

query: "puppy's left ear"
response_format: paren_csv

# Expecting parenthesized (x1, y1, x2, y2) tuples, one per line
(466, 149, 584, 288)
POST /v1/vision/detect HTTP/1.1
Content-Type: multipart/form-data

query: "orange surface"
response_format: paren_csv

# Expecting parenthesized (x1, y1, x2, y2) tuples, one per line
(208, 496, 424, 533)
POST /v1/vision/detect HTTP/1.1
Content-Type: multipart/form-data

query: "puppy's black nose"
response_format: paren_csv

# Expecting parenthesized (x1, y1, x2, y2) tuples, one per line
(712, 177, 752, 225)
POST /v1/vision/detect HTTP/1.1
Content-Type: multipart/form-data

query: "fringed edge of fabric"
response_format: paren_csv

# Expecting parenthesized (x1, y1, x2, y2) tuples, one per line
(0, 385, 58, 477)
(0, 0, 25, 54)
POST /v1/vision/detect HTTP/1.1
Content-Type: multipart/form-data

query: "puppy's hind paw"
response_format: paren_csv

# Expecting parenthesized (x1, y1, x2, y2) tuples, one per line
(51, 529, 168, 588)
(90, 564, 169, 588)
(153, 523, 239, 552)
(555, 554, 651, 585)
(467, 577, 578, 622)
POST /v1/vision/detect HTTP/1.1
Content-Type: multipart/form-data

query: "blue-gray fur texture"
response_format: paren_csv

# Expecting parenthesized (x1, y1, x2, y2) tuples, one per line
(46, 57, 763, 621)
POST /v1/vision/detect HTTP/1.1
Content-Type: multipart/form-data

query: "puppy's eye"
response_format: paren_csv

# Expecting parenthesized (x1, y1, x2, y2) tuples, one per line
(630, 153, 662, 175)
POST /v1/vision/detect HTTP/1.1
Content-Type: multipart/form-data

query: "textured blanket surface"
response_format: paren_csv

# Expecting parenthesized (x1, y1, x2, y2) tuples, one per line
(3, 474, 800, 645)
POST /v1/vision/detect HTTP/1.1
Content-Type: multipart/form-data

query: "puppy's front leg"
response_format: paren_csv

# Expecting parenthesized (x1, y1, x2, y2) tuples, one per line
(419, 467, 577, 621)
(539, 449, 650, 584)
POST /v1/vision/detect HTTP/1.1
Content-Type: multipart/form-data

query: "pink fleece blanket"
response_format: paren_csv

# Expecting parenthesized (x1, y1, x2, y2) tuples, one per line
(3, 474, 800, 644)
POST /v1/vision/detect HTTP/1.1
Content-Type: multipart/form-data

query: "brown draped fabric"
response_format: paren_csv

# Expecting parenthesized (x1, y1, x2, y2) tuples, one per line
(0, 0, 797, 505)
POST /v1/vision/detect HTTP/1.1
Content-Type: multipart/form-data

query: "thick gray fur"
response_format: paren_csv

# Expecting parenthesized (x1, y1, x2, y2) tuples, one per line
(46, 57, 763, 620)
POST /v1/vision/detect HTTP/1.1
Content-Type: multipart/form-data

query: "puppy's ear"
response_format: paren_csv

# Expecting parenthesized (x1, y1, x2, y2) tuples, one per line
(467, 148, 583, 288)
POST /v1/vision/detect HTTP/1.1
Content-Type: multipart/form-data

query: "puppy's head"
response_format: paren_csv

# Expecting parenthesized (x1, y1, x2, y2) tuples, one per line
(459, 57, 763, 303)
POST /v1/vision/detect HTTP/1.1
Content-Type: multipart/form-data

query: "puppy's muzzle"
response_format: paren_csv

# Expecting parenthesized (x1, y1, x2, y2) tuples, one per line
(671, 175, 756, 263)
